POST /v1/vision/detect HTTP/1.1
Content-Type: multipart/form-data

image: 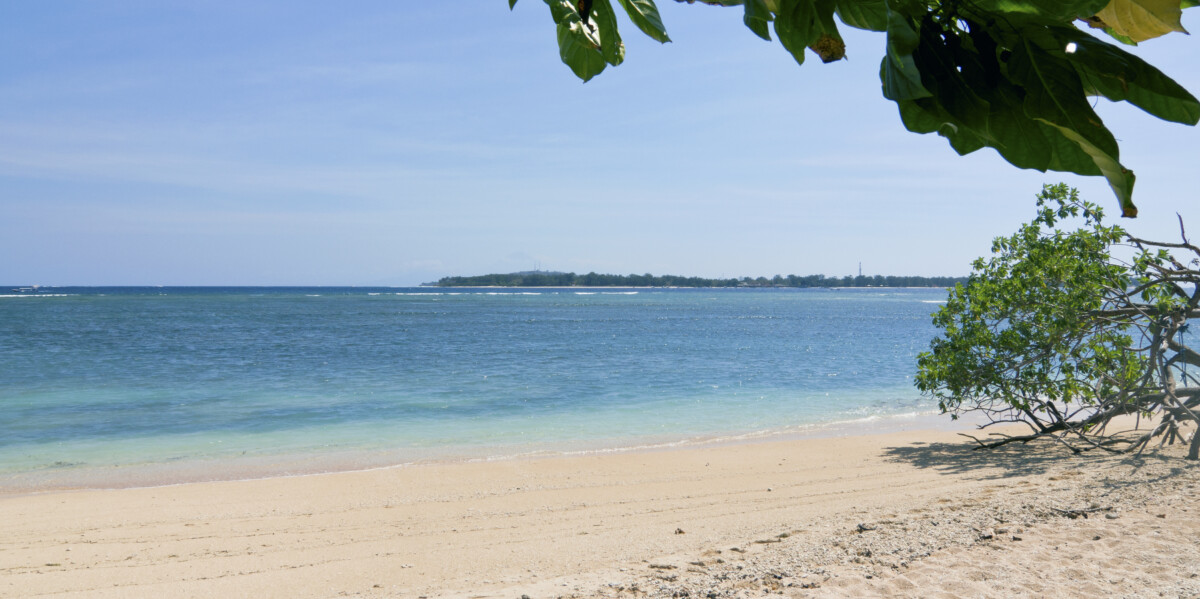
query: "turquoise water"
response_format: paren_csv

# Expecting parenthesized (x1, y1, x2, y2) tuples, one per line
(0, 287, 949, 490)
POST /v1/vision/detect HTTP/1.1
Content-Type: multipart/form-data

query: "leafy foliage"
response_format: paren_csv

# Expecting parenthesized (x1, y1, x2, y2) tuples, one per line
(509, 0, 1199, 216)
(916, 184, 1200, 457)
(1094, 0, 1188, 42)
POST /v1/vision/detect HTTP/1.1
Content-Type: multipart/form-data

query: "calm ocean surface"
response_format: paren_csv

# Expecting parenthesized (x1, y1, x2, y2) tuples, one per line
(0, 287, 950, 491)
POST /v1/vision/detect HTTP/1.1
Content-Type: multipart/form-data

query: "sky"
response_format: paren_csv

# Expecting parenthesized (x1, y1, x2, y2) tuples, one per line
(2, 3, 1198, 286)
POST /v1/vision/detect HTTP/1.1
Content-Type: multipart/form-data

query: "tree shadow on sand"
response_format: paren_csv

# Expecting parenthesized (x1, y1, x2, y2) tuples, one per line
(881, 438, 1067, 479)
(882, 434, 1200, 483)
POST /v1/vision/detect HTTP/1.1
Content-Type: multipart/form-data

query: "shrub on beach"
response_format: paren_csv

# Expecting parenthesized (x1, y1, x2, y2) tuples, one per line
(917, 184, 1200, 458)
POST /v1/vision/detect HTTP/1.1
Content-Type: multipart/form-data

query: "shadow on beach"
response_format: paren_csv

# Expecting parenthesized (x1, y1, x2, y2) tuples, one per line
(881, 438, 1068, 479)
(882, 433, 1200, 483)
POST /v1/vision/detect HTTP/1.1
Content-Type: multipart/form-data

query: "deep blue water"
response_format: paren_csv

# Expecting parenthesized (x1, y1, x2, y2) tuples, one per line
(0, 286, 949, 489)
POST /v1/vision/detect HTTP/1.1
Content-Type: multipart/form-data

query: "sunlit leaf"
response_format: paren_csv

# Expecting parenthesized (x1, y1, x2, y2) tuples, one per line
(546, 0, 608, 81)
(616, 0, 671, 42)
(593, 0, 626, 66)
(1037, 121, 1105, 176)
(557, 24, 607, 81)
(1094, 0, 1187, 42)
(1046, 123, 1138, 216)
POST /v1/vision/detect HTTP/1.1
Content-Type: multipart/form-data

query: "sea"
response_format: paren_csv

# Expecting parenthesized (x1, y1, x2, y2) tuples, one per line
(0, 286, 953, 492)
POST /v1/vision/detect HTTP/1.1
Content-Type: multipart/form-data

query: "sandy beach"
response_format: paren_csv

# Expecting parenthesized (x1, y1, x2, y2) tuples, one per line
(3, 425, 1199, 599)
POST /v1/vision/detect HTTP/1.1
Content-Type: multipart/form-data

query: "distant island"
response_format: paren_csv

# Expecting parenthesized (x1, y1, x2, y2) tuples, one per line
(430, 271, 966, 288)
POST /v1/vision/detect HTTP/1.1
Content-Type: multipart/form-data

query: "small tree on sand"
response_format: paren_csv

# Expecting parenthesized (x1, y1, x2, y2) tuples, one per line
(916, 184, 1200, 458)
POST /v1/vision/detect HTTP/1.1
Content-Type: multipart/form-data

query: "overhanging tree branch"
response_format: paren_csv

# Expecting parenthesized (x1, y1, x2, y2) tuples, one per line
(510, 0, 1200, 216)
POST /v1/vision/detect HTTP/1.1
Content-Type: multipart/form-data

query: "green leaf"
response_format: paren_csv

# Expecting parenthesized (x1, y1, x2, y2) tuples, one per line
(912, 15, 993, 139)
(1102, 27, 1139, 45)
(510, 0, 519, 9)
(1094, 0, 1188, 42)
(936, 22, 1088, 177)
(814, 0, 841, 33)
(897, 98, 988, 154)
(835, 0, 888, 31)
(772, 0, 846, 64)
(616, 0, 671, 43)
(557, 22, 607, 81)
(1037, 121, 1105, 175)
(1044, 122, 1138, 216)
(744, 0, 774, 41)
(1007, 31, 1120, 162)
(894, 18, 1135, 212)
(546, 0, 608, 81)
(880, 4, 929, 100)
(983, 84, 1057, 171)
(1056, 29, 1200, 125)
(965, 0, 1111, 22)
(895, 98, 942, 133)
(546, 0, 575, 23)
(593, 0, 627, 66)
(774, 0, 821, 65)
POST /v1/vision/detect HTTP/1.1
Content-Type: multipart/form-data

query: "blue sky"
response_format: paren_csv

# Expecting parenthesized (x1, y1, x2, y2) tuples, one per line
(2, 2, 1197, 286)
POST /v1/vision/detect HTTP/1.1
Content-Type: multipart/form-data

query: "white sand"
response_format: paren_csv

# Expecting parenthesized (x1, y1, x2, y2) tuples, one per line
(2, 426, 1198, 598)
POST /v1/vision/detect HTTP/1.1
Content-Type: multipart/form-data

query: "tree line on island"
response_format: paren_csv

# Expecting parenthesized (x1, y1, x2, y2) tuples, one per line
(433, 272, 966, 288)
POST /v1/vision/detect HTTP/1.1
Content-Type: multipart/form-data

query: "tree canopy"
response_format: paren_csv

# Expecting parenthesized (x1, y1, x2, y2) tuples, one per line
(916, 184, 1200, 458)
(509, 0, 1199, 217)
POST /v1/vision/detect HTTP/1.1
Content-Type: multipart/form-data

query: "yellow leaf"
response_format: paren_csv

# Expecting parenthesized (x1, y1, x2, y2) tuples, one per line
(1094, 0, 1188, 42)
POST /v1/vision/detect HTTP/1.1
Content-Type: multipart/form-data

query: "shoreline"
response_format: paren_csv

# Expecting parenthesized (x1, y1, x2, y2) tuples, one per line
(0, 408, 965, 496)
(4, 421, 1198, 598)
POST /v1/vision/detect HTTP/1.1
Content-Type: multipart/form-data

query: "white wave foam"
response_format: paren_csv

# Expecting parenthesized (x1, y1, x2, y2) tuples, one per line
(601, 291, 638, 295)
(921, 300, 948, 304)
(575, 292, 596, 295)
(0, 294, 72, 298)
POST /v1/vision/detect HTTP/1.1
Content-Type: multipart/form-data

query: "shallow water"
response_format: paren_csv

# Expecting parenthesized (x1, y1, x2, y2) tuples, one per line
(0, 286, 950, 490)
